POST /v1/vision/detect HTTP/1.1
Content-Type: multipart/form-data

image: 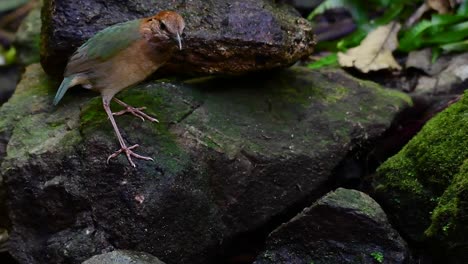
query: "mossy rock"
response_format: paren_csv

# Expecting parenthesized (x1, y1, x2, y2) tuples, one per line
(0, 64, 410, 264)
(83, 250, 166, 264)
(255, 188, 409, 264)
(14, 1, 41, 65)
(374, 91, 468, 262)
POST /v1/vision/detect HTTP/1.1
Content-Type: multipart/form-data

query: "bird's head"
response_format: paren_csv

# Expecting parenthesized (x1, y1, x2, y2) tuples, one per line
(145, 11, 185, 50)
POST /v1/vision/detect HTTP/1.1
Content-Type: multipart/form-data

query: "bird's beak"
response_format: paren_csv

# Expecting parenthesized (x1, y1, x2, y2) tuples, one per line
(176, 33, 182, 50)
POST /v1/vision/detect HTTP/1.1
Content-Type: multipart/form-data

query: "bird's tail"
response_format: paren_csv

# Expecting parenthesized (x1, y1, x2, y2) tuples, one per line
(53, 76, 74, 105)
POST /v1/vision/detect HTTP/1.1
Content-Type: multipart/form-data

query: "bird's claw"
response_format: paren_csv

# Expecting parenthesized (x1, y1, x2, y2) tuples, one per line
(113, 106, 159, 123)
(107, 144, 154, 168)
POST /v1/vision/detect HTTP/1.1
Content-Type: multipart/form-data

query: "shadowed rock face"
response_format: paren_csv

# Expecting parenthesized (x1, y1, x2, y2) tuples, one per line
(40, 0, 315, 77)
(255, 188, 409, 264)
(0, 65, 410, 264)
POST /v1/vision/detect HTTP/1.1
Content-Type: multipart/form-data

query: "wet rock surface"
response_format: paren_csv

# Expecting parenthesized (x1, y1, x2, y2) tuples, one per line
(83, 250, 166, 264)
(41, 0, 315, 77)
(0, 64, 410, 264)
(255, 188, 409, 264)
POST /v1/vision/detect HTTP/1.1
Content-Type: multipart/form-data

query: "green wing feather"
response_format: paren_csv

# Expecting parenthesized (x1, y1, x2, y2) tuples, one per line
(80, 19, 142, 60)
(66, 19, 142, 75)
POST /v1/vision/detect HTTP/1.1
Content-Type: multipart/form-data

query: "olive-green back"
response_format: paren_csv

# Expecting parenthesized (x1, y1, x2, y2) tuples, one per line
(65, 19, 142, 75)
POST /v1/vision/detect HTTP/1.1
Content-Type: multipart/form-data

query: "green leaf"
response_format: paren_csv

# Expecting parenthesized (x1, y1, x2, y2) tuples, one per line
(307, 53, 338, 69)
(431, 14, 468, 26)
(5, 46, 16, 64)
(307, 0, 369, 25)
(337, 28, 367, 50)
(370, 252, 384, 263)
(0, 0, 29, 12)
(399, 20, 432, 52)
(372, 3, 405, 25)
(440, 40, 468, 53)
(0, 46, 16, 65)
(426, 21, 468, 45)
(458, 0, 468, 16)
(431, 47, 441, 62)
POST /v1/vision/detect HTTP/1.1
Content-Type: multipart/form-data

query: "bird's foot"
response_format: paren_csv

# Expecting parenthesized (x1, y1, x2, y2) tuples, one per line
(107, 144, 154, 168)
(113, 99, 159, 122)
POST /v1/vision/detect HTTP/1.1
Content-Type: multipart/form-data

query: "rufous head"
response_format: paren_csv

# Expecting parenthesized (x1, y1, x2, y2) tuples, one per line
(144, 11, 185, 50)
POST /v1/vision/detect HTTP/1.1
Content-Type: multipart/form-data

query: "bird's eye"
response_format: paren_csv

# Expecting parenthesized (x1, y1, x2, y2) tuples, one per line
(160, 22, 167, 31)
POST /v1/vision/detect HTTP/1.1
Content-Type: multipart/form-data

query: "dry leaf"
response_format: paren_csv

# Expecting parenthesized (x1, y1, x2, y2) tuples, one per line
(427, 0, 451, 14)
(338, 22, 402, 73)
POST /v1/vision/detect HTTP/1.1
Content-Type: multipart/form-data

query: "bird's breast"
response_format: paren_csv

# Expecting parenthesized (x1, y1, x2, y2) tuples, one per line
(94, 39, 173, 98)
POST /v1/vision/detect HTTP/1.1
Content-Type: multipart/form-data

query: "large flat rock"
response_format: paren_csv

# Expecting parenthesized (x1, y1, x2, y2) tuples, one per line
(0, 64, 410, 264)
(40, 0, 315, 77)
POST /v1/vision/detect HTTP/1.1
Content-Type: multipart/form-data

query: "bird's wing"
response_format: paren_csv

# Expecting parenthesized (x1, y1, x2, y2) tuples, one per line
(65, 19, 143, 75)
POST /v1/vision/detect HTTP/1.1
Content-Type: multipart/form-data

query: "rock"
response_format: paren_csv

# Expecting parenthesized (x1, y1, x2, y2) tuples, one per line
(0, 66, 19, 105)
(374, 91, 467, 262)
(409, 52, 468, 95)
(0, 64, 410, 264)
(282, 0, 322, 15)
(82, 250, 166, 264)
(0, 228, 7, 252)
(14, 1, 41, 65)
(40, 0, 315, 77)
(255, 188, 409, 264)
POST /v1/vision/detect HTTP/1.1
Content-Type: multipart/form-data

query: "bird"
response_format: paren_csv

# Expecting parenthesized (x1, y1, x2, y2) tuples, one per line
(53, 11, 185, 167)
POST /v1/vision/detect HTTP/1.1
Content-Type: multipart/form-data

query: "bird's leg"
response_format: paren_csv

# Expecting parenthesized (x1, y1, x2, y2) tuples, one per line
(112, 98, 159, 123)
(103, 97, 154, 167)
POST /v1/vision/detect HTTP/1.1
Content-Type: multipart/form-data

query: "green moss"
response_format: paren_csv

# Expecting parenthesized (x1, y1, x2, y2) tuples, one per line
(376, 154, 425, 195)
(0, 65, 95, 170)
(378, 86, 413, 106)
(15, 5, 41, 65)
(426, 159, 468, 249)
(0, 64, 56, 136)
(78, 83, 193, 175)
(370, 251, 384, 263)
(375, 91, 468, 257)
(79, 97, 106, 130)
(181, 67, 410, 159)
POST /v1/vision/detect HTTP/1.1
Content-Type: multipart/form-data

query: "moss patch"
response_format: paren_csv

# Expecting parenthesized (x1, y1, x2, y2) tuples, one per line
(375, 91, 468, 259)
(78, 82, 196, 175)
(0, 64, 87, 167)
(425, 159, 468, 255)
(182, 67, 410, 158)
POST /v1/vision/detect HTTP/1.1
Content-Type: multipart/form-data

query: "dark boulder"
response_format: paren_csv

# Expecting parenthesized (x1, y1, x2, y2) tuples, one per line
(255, 188, 409, 264)
(0, 64, 410, 264)
(40, 0, 315, 77)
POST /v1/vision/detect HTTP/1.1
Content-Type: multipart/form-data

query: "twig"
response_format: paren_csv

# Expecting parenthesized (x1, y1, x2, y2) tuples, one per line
(0, 0, 38, 29)
(405, 3, 430, 28)
(0, 28, 15, 43)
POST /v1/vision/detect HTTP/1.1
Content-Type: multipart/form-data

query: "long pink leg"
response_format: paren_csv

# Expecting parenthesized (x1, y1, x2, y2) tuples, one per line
(103, 97, 154, 167)
(112, 98, 159, 123)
